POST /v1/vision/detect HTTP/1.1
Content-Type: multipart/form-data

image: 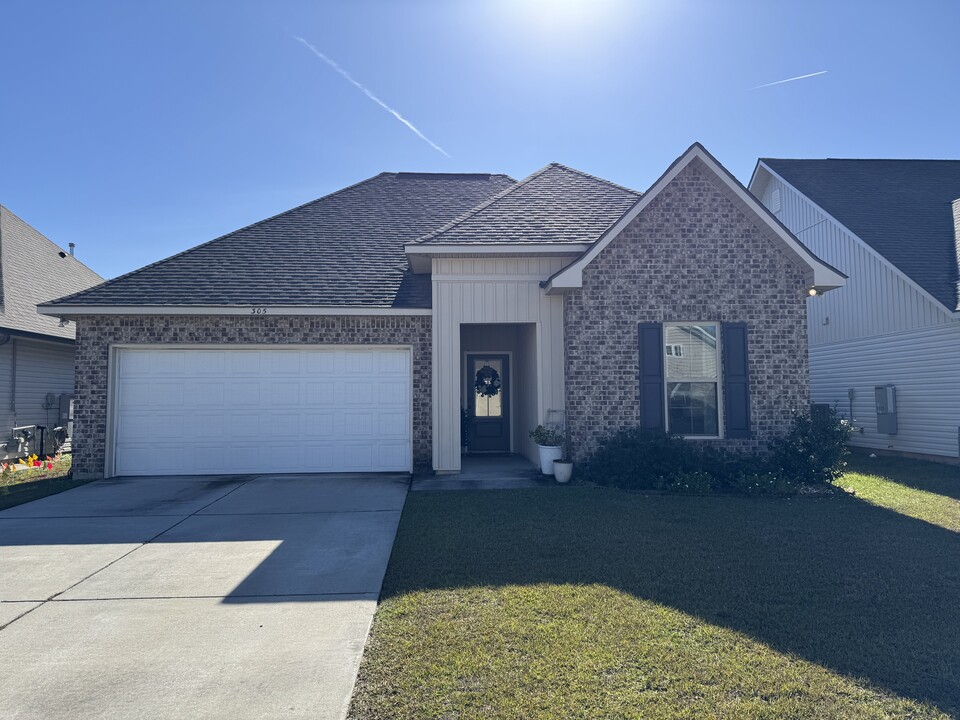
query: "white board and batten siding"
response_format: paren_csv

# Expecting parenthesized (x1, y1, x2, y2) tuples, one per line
(111, 346, 412, 476)
(432, 256, 570, 472)
(758, 170, 960, 457)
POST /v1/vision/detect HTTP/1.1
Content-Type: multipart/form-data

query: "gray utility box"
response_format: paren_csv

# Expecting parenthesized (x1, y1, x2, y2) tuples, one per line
(875, 385, 898, 434)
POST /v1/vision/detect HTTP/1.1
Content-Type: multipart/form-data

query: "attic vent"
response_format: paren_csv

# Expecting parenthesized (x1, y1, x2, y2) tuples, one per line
(770, 187, 782, 214)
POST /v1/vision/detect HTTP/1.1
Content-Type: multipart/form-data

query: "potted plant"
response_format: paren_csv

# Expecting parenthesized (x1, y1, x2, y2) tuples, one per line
(529, 425, 563, 476)
(552, 433, 573, 484)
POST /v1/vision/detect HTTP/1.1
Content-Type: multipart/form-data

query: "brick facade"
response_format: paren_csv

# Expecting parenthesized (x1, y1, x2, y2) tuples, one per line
(564, 161, 810, 460)
(72, 314, 432, 478)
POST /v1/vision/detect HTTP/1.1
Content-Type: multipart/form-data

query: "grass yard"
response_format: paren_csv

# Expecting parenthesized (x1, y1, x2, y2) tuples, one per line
(0, 453, 90, 511)
(349, 456, 960, 719)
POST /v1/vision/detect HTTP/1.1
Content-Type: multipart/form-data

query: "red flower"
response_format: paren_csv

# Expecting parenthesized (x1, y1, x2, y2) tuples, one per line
(33, 461, 41, 467)
(47, 463, 54, 470)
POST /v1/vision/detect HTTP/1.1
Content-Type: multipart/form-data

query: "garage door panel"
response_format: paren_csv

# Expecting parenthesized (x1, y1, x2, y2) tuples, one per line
(305, 382, 335, 405)
(304, 412, 335, 437)
(182, 413, 224, 440)
(378, 412, 409, 438)
(229, 352, 262, 375)
(228, 381, 262, 406)
(114, 348, 412, 476)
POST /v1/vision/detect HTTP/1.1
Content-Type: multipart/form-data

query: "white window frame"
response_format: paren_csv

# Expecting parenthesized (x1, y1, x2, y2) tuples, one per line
(663, 321, 724, 439)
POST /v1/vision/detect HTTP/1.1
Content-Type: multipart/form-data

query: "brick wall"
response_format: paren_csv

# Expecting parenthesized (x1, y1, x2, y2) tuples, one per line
(72, 314, 432, 478)
(564, 160, 810, 460)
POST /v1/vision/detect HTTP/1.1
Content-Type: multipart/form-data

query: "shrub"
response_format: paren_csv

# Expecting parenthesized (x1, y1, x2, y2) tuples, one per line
(579, 407, 853, 495)
(768, 407, 854, 485)
(579, 428, 700, 490)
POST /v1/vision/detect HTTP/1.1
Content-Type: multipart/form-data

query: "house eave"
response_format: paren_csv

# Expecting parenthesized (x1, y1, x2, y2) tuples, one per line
(37, 305, 433, 317)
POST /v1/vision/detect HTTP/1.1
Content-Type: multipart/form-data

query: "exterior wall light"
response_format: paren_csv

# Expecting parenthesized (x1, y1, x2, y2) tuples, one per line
(807, 288, 818, 297)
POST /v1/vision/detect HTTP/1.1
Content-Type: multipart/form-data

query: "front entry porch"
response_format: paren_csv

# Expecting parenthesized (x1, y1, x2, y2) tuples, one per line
(460, 323, 539, 467)
(413, 454, 543, 491)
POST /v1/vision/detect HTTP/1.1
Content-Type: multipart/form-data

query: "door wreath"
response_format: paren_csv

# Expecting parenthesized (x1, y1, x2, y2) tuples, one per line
(474, 365, 502, 398)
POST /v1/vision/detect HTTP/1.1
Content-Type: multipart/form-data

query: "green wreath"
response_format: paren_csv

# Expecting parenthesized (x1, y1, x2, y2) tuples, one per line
(474, 365, 502, 398)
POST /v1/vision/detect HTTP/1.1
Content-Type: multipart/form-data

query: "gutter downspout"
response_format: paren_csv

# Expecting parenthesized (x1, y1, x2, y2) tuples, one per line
(10, 337, 16, 427)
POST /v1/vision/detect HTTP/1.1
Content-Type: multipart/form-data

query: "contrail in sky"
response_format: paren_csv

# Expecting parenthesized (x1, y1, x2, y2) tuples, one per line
(752, 70, 828, 89)
(293, 35, 451, 157)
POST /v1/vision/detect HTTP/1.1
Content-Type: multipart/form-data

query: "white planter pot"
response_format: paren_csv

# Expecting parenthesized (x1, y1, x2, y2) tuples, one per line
(553, 461, 573, 484)
(537, 444, 562, 475)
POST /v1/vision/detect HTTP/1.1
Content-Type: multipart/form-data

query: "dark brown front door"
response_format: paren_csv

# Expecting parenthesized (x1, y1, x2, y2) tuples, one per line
(467, 354, 510, 452)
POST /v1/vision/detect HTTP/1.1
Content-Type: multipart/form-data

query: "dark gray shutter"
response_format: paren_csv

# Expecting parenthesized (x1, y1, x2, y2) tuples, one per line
(722, 322, 751, 438)
(638, 322, 665, 431)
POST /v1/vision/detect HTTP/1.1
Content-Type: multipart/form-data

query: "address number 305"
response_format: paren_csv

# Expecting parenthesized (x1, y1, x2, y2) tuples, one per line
(250, 307, 268, 315)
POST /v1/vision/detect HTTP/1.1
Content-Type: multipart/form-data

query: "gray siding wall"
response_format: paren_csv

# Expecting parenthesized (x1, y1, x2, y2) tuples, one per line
(0, 338, 75, 459)
(564, 161, 811, 460)
(72, 315, 432, 479)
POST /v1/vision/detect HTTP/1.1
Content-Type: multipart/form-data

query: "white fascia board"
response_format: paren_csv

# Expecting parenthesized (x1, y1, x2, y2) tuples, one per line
(755, 161, 960, 318)
(546, 145, 847, 295)
(404, 243, 590, 255)
(37, 305, 433, 317)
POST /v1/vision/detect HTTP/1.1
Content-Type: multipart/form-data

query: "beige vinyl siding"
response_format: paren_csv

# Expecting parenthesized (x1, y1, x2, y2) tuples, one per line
(432, 256, 570, 472)
(759, 175, 952, 346)
(810, 323, 960, 457)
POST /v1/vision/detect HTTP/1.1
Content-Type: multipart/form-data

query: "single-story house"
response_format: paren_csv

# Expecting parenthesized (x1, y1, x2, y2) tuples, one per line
(750, 158, 960, 460)
(1, 204, 104, 459)
(40, 143, 844, 479)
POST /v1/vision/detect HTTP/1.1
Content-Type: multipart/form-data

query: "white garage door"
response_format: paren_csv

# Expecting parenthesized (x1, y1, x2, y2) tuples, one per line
(112, 347, 412, 476)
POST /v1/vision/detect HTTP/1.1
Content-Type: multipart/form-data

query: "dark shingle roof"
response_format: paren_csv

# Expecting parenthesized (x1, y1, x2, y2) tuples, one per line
(413, 163, 641, 245)
(0, 206, 103, 339)
(44, 173, 515, 309)
(762, 158, 960, 310)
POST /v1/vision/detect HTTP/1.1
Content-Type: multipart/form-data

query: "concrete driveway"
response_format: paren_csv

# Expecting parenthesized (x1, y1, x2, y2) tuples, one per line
(0, 472, 408, 720)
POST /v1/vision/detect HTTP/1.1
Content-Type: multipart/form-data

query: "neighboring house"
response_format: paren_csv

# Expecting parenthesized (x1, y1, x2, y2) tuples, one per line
(750, 158, 960, 460)
(0, 205, 104, 459)
(40, 144, 844, 479)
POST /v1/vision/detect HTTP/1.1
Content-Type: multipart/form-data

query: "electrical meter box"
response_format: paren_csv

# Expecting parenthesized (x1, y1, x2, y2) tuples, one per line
(874, 385, 898, 434)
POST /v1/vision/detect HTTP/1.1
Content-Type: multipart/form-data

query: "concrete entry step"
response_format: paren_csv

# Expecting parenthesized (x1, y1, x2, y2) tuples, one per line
(412, 454, 553, 491)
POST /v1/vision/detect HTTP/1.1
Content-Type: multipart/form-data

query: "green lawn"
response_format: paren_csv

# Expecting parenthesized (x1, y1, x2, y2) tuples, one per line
(349, 456, 960, 719)
(0, 454, 91, 511)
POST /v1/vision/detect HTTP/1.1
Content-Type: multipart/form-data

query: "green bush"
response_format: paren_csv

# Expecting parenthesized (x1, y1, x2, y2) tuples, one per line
(768, 407, 854, 485)
(579, 428, 701, 490)
(579, 407, 853, 496)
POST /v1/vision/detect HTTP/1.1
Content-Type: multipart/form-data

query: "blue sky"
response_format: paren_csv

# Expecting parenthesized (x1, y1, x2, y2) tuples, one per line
(2, 0, 958, 279)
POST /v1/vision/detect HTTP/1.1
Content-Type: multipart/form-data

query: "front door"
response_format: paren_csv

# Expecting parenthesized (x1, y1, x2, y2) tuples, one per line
(466, 354, 510, 453)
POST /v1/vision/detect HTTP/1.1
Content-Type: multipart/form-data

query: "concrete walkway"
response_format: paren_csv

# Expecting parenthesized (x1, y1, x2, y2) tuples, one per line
(412, 454, 549, 491)
(0, 472, 408, 720)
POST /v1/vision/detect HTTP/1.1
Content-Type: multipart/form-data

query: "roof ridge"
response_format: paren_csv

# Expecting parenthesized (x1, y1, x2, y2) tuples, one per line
(763, 157, 960, 163)
(546, 162, 642, 197)
(42, 172, 395, 307)
(408, 165, 558, 244)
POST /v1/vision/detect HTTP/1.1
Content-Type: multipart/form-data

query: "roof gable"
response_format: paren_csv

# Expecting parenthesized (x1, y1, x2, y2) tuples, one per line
(757, 158, 960, 311)
(410, 163, 640, 246)
(546, 143, 846, 294)
(0, 206, 103, 339)
(43, 173, 515, 310)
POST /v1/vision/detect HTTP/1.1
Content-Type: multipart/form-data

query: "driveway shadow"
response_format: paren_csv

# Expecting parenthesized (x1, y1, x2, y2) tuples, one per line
(382, 487, 960, 716)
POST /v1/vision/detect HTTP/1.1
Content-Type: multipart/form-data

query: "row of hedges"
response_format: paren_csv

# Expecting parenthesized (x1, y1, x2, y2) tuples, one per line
(578, 408, 854, 496)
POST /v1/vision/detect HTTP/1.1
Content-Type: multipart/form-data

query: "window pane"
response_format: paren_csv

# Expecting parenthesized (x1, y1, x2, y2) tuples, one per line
(665, 325, 717, 379)
(473, 359, 503, 418)
(667, 382, 719, 436)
